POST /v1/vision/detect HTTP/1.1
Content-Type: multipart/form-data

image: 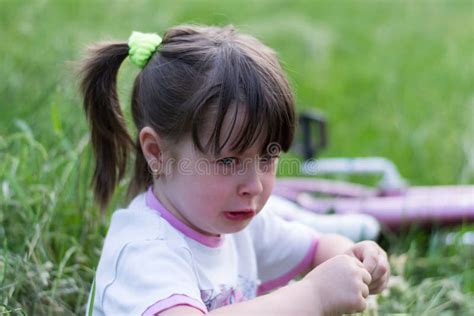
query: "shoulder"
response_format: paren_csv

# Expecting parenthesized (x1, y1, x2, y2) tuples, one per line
(106, 192, 188, 247)
(98, 191, 195, 265)
(94, 195, 197, 311)
(94, 236, 199, 315)
(96, 193, 190, 276)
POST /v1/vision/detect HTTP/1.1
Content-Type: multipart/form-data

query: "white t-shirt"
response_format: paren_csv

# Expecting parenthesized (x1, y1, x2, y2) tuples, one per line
(87, 188, 319, 315)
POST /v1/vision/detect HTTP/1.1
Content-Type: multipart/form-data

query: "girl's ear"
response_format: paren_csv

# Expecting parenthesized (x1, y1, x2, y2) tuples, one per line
(139, 127, 164, 176)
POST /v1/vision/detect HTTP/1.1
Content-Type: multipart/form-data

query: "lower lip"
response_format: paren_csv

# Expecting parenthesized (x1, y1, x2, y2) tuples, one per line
(223, 211, 255, 221)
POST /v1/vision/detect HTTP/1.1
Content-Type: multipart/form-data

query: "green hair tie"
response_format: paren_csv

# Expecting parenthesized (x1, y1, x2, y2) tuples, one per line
(128, 31, 162, 68)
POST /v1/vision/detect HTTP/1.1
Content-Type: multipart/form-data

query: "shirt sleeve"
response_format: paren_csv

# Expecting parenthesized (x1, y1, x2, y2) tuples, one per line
(100, 239, 207, 315)
(248, 205, 320, 295)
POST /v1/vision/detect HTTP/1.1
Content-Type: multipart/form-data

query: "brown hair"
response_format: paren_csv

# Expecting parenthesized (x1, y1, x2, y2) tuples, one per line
(79, 24, 296, 210)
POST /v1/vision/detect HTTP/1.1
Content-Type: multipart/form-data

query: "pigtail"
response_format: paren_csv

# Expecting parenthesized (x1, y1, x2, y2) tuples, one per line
(79, 42, 134, 210)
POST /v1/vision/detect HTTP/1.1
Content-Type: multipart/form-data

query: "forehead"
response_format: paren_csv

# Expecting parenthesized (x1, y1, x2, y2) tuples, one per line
(205, 103, 270, 155)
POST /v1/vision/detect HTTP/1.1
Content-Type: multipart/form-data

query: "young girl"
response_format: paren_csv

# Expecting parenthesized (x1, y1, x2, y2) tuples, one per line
(79, 25, 389, 316)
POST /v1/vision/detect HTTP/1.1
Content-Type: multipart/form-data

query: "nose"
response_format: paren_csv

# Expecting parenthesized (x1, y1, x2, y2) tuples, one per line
(237, 164, 264, 197)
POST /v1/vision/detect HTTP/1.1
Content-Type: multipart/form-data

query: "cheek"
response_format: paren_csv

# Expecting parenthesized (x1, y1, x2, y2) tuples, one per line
(184, 174, 235, 202)
(263, 173, 275, 192)
(168, 175, 224, 219)
(258, 174, 276, 207)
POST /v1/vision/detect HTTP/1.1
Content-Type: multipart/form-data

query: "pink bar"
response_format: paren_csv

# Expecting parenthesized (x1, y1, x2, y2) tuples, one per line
(142, 294, 208, 316)
(257, 238, 319, 295)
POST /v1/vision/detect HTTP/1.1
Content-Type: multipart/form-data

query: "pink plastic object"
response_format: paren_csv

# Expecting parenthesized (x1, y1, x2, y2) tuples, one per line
(274, 178, 474, 229)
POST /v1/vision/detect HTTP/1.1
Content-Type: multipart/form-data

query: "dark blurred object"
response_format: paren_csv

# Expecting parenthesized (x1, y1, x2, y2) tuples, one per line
(298, 110, 328, 160)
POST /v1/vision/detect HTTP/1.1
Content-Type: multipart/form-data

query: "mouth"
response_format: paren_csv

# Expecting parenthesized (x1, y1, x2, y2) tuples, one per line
(223, 209, 255, 221)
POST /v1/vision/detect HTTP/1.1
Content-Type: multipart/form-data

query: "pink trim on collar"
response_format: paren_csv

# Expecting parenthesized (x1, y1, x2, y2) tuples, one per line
(146, 187, 224, 248)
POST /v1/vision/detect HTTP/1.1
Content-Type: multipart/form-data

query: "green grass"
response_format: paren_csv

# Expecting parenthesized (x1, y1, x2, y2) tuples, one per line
(1, 0, 473, 314)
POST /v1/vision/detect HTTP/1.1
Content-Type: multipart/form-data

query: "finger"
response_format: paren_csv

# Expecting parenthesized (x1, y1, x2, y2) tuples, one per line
(381, 270, 390, 288)
(351, 241, 377, 257)
(369, 271, 389, 294)
(354, 297, 367, 313)
(363, 251, 379, 275)
(371, 254, 389, 281)
(352, 241, 381, 274)
(361, 267, 372, 285)
(361, 282, 370, 299)
(353, 256, 366, 268)
(351, 296, 367, 314)
(369, 279, 385, 293)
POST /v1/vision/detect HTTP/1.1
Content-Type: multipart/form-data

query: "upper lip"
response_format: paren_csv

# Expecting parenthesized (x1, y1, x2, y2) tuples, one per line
(225, 208, 255, 214)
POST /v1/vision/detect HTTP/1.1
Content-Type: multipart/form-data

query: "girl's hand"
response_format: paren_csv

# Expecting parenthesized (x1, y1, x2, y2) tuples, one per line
(344, 241, 390, 294)
(304, 254, 372, 315)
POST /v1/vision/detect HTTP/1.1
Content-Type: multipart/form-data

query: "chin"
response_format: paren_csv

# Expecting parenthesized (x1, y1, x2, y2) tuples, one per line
(220, 220, 252, 234)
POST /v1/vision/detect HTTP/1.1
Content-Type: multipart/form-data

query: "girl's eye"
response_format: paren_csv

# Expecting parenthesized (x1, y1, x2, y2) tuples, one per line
(259, 154, 279, 173)
(260, 154, 279, 163)
(217, 157, 238, 166)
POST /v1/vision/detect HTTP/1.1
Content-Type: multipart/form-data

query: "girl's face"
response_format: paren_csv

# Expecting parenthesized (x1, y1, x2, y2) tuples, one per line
(153, 114, 279, 236)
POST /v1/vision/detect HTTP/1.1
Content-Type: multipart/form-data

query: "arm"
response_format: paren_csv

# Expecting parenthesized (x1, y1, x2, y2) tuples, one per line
(160, 238, 375, 316)
(313, 233, 354, 267)
(161, 253, 372, 316)
(301, 233, 390, 295)
(160, 279, 321, 316)
(300, 233, 354, 276)
(208, 279, 320, 316)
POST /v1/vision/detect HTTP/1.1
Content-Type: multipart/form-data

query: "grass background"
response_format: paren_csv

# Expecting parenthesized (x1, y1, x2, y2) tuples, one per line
(1, 0, 473, 314)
